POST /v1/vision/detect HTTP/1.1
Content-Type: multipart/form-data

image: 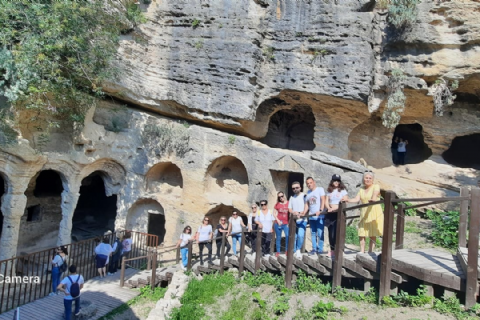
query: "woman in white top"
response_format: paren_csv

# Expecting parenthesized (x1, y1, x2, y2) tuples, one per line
(228, 211, 246, 256)
(175, 226, 193, 270)
(195, 216, 213, 265)
(95, 237, 113, 278)
(247, 203, 259, 253)
(255, 200, 275, 257)
(325, 174, 348, 259)
(49, 245, 67, 296)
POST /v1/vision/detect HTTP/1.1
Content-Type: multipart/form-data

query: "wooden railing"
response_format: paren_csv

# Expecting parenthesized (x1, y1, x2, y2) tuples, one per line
(0, 230, 158, 314)
(142, 187, 480, 309)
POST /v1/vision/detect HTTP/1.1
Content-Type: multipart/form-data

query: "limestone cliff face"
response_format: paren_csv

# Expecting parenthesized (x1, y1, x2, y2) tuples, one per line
(105, 0, 480, 167)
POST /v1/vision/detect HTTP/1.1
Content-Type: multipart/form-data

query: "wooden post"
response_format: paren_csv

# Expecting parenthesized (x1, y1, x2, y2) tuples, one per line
(332, 202, 346, 291)
(187, 241, 193, 271)
(379, 191, 395, 302)
(271, 230, 276, 253)
(176, 247, 180, 264)
(147, 247, 152, 270)
(219, 232, 226, 275)
(465, 187, 480, 309)
(458, 186, 470, 248)
(285, 215, 296, 288)
(119, 256, 126, 287)
(151, 249, 157, 290)
(395, 203, 405, 249)
(255, 228, 262, 273)
(238, 230, 246, 277)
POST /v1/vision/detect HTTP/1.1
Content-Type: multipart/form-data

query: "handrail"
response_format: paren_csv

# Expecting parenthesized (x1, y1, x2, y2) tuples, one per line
(392, 196, 470, 203)
(343, 200, 384, 212)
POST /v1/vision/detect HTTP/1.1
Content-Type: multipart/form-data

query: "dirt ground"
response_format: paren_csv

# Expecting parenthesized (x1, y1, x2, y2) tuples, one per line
(100, 299, 156, 320)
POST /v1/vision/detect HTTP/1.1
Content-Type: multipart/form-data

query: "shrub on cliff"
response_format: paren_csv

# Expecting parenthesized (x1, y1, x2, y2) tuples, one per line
(0, 1, 143, 143)
(387, 0, 420, 28)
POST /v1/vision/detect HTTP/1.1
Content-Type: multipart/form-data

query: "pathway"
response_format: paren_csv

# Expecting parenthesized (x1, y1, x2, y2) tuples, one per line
(0, 268, 140, 320)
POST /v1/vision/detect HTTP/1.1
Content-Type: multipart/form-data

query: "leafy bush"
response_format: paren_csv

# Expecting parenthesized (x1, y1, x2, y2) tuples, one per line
(272, 294, 290, 315)
(0, 1, 142, 143)
(387, 0, 420, 28)
(426, 210, 460, 250)
(243, 270, 284, 289)
(295, 271, 331, 295)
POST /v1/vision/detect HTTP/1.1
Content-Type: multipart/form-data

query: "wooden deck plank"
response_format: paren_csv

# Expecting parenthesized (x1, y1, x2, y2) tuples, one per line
(0, 269, 140, 319)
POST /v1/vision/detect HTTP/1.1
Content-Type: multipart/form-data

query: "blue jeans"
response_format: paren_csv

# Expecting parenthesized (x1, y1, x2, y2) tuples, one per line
(274, 223, 289, 253)
(52, 267, 60, 293)
(180, 247, 188, 267)
(310, 219, 325, 252)
(64, 297, 80, 320)
(231, 233, 241, 255)
(294, 220, 307, 251)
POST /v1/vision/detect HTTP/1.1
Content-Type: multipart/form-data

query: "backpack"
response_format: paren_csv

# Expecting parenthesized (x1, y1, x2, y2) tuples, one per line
(57, 255, 68, 273)
(68, 276, 80, 298)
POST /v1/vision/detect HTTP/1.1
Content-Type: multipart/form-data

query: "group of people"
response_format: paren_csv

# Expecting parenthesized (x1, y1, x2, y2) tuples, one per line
(176, 172, 384, 268)
(391, 136, 409, 165)
(48, 231, 134, 320)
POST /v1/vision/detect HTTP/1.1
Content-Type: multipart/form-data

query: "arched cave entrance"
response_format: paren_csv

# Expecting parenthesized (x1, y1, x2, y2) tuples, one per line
(145, 162, 183, 193)
(72, 172, 117, 241)
(393, 124, 432, 165)
(0, 174, 5, 240)
(260, 105, 315, 151)
(126, 199, 166, 244)
(442, 133, 480, 169)
(18, 170, 64, 253)
(206, 204, 247, 230)
(205, 156, 249, 203)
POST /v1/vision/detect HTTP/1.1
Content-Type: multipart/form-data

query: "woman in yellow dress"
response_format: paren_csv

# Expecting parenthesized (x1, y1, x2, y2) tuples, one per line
(344, 172, 384, 253)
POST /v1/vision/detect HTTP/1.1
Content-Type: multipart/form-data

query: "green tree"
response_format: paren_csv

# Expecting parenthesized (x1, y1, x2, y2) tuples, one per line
(0, 0, 141, 143)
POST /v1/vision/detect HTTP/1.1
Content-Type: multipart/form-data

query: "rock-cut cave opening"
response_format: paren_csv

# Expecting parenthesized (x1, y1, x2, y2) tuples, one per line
(442, 133, 480, 169)
(72, 172, 117, 241)
(33, 170, 64, 197)
(206, 204, 247, 230)
(260, 105, 315, 151)
(392, 124, 432, 165)
(126, 199, 166, 245)
(0, 175, 4, 240)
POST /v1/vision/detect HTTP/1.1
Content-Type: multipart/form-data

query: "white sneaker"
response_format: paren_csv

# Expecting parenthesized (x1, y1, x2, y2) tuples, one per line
(107, 272, 113, 276)
(264, 254, 271, 258)
(181, 265, 186, 271)
(48, 292, 56, 297)
(295, 250, 301, 259)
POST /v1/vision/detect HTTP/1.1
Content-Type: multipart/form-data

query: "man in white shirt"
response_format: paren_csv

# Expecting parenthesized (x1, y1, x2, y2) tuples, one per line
(305, 177, 326, 255)
(288, 181, 308, 259)
(57, 265, 84, 320)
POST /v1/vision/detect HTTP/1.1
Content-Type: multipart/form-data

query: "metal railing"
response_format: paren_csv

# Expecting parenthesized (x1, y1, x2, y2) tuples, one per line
(0, 230, 158, 314)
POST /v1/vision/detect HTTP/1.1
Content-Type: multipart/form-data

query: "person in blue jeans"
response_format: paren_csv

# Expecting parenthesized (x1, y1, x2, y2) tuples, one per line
(228, 211, 246, 255)
(57, 265, 84, 320)
(273, 191, 290, 257)
(305, 177, 326, 255)
(176, 226, 193, 270)
(49, 246, 67, 296)
(287, 181, 308, 259)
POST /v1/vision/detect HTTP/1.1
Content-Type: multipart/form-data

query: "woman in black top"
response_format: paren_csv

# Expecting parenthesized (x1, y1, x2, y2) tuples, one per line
(216, 216, 231, 258)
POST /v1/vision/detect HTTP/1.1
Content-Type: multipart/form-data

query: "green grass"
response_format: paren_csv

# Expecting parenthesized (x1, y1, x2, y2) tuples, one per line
(404, 221, 422, 234)
(169, 272, 237, 320)
(98, 285, 167, 320)
(345, 225, 381, 247)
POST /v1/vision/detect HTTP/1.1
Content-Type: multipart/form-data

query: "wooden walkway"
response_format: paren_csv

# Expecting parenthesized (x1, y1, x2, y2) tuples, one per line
(0, 269, 140, 320)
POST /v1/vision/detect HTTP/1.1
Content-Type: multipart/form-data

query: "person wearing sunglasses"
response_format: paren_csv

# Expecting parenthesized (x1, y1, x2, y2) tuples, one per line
(288, 181, 308, 259)
(175, 226, 193, 270)
(305, 177, 326, 255)
(247, 203, 259, 252)
(215, 216, 231, 258)
(273, 192, 289, 257)
(195, 217, 213, 265)
(325, 174, 348, 259)
(255, 200, 275, 257)
(228, 211, 246, 256)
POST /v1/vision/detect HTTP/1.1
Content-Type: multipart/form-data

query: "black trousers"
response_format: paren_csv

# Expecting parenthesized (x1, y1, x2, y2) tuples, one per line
(247, 224, 258, 251)
(108, 257, 119, 273)
(215, 239, 231, 257)
(326, 219, 337, 251)
(199, 242, 212, 262)
(261, 232, 273, 255)
(398, 152, 406, 165)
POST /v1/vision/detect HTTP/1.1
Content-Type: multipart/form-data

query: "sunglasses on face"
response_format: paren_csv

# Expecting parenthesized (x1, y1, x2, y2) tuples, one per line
(221, 219, 226, 221)
(261, 203, 267, 206)
(292, 187, 300, 190)
(251, 207, 257, 209)
(278, 195, 285, 198)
